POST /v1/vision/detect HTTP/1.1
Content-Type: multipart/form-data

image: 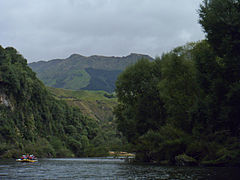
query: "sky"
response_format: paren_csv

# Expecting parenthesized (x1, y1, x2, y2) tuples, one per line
(0, 0, 205, 63)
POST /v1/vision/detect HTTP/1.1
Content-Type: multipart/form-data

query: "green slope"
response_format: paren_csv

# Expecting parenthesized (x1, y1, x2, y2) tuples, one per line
(47, 87, 117, 130)
(47, 87, 117, 122)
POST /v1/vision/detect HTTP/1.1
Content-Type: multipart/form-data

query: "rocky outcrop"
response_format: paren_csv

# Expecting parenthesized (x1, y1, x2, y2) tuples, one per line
(0, 92, 13, 110)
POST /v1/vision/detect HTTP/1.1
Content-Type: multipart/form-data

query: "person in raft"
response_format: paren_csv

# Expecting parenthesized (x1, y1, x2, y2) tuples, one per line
(21, 155, 26, 160)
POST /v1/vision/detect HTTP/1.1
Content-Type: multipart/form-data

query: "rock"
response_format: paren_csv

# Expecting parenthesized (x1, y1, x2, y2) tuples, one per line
(0, 92, 13, 110)
(175, 154, 198, 166)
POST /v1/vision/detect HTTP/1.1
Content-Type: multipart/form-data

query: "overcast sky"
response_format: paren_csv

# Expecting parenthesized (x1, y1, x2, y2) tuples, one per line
(0, 0, 205, 63)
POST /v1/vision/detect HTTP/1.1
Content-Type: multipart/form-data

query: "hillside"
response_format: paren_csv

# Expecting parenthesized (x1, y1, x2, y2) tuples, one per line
(29, 53, 153, 92)
(47, 87, 129, 154)
(47, 87, 117, 122)
(0, 45, 102, 158)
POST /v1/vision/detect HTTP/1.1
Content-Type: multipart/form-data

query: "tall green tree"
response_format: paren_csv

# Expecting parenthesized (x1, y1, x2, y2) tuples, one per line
(190, 40, 226, 134)
(199, 0, 240, 135)
(114, 58, 166, 144)
(158, 45, 200, 133)
(199, 0, 240, 58)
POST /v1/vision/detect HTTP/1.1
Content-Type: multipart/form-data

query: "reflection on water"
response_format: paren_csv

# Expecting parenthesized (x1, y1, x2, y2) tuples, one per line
(0, 158, 239, 179)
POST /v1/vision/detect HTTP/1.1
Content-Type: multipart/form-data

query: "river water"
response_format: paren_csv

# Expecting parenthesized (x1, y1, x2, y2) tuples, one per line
(0, 157, 239, 179)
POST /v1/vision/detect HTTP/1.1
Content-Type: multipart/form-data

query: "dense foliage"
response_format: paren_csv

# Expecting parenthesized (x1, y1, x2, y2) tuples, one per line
(0, 46, 99, 158)
(114, 0, 240, 166)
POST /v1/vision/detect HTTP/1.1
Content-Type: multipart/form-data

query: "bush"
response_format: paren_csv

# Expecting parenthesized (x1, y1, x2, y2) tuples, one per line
(186, 140, 215, 161)
(84, 144, 109, 157)
(137, 125, 190, 163)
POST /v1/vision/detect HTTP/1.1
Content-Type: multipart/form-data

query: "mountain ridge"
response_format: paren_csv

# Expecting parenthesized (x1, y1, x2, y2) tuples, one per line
(29, 53, 154, 92)
(30, 53, 153, 70)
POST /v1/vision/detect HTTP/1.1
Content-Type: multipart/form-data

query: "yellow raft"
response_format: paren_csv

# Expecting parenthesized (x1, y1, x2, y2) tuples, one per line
(16, 159, 38, 162)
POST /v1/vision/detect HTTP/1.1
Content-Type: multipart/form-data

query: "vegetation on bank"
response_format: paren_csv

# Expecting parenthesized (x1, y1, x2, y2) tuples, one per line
(114, 0, 240, 166)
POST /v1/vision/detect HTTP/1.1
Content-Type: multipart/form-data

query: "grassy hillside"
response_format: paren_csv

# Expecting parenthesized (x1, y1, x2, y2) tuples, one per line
(29, 53, 153, 92)
(47, 87, 129, 154)
(47, 87, 117, 122)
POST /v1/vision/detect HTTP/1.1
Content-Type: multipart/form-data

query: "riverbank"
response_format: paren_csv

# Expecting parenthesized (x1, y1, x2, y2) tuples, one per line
(134, 153, 240, 167)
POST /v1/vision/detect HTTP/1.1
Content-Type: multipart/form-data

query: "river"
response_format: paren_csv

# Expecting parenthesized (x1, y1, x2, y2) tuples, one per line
(0, 157, 239, 179)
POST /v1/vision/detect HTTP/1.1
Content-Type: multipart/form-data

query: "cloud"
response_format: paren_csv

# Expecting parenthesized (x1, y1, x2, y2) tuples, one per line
(0, 0, 204, 62)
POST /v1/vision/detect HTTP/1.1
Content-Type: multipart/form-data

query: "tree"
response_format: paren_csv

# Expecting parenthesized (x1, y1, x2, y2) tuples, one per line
(199, 0, 240, 135)
(158, 45, 199, 133)
(114, 58, 166, 143)
(191, 40, 226, 134)
(199, 0, 240, 58)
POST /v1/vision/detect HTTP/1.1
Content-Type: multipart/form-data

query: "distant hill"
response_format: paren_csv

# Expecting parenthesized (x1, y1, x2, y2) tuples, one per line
(29, 53, 154, 92)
